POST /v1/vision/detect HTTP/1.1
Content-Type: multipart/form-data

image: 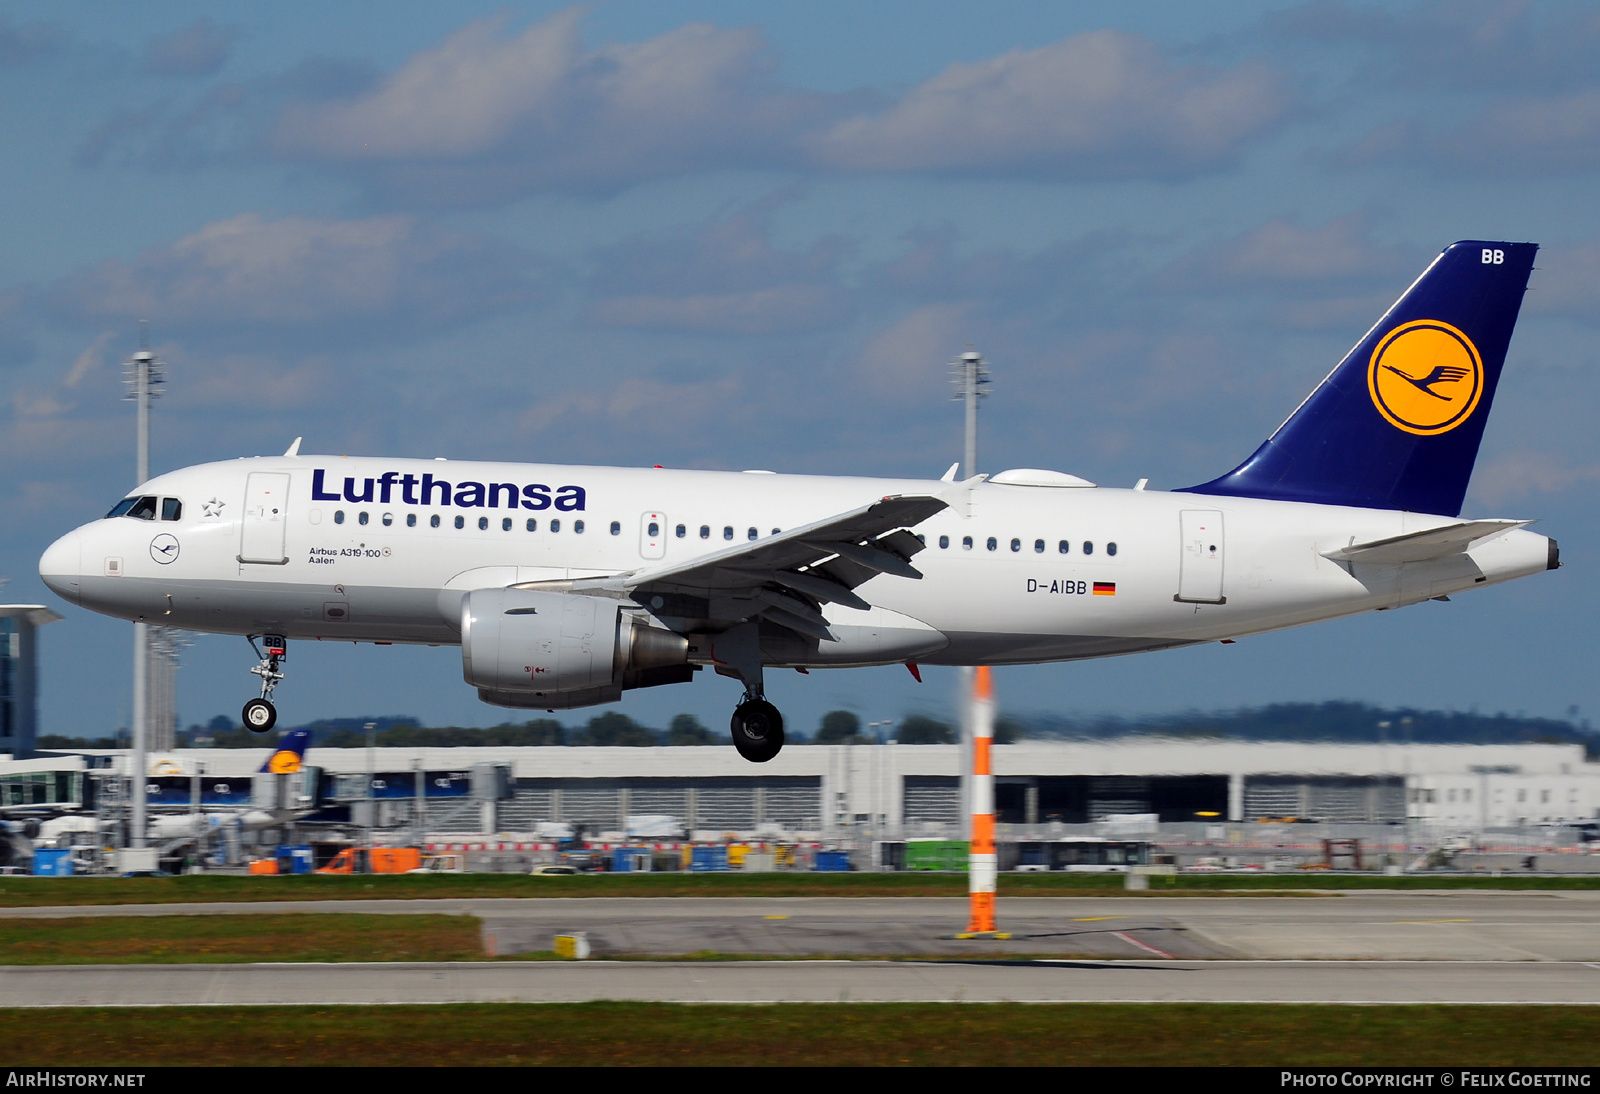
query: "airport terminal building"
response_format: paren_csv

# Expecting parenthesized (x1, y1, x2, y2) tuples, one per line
(26, 738, 1600, 839)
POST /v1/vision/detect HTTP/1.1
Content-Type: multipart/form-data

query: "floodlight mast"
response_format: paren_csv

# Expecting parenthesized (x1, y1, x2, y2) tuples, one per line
(123, 322, 163, 851)
(951, 349, 990, 841)
(951, 348, 990, 481)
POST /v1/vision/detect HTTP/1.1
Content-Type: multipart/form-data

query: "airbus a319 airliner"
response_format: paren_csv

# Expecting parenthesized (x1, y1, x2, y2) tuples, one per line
(39, 241, 1557, 761)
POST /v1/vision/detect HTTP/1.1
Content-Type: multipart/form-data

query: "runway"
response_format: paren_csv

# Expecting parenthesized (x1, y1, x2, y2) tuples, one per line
(6, 891, 1600, 961)
(3, 959, 1599, 1006)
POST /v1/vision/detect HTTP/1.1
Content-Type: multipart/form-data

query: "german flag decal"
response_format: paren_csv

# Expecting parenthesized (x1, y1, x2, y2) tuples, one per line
(1093, 582, 1116, 596)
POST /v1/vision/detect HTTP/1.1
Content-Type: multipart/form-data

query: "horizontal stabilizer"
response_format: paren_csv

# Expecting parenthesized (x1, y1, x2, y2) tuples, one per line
(1322, 520, 1530, 564)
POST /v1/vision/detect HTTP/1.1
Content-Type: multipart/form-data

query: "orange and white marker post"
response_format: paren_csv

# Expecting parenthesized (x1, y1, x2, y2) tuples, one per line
(965, 665, 999, 934)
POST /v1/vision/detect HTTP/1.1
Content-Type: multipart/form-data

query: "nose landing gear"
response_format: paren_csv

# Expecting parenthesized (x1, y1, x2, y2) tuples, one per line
(243, 635, 286, 733)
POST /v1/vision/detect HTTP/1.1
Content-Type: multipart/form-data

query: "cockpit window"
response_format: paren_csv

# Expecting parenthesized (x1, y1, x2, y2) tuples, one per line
(107, 496, 158, 520)
(161, 498, 182, 521)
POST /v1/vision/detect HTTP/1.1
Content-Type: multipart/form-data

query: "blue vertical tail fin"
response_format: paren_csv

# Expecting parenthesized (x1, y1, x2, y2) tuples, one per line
(1184, 240, 1537, 516)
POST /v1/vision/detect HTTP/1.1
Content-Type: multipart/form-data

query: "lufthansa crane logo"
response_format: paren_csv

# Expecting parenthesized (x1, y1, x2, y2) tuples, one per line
(1367, 319, 1483, 436)
(266, 751, 302, 774)
(149, 534, 180, 565)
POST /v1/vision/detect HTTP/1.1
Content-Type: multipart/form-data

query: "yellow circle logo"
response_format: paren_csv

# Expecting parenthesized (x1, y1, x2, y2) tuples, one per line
(267, 751, 302, 774)
(1367, 319, 1483, 436)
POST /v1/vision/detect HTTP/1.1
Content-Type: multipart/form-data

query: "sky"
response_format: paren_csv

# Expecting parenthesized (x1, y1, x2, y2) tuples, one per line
(2, 1, 1598, 739)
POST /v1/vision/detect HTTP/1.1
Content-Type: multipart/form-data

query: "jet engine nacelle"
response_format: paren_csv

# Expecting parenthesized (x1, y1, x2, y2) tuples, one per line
(460, 588, 691, 709)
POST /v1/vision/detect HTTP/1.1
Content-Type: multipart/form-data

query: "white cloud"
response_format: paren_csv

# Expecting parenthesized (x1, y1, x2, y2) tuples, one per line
(585, 196, 853, 335)
(809, 30, 1291, 179)
(268, 10, 831, 197)
(1471, 450, 1600, 505)
(141, 18, 238, 79)
(44, 212, 540, 335)
(255, 13, 1288, 199)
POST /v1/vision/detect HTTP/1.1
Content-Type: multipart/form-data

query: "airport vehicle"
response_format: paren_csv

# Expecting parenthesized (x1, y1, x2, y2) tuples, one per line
(407, 853, 465, 873)
(39, 242, 1556, 763)
(314, 846, 422, 874)
(529, 863, 579, 875)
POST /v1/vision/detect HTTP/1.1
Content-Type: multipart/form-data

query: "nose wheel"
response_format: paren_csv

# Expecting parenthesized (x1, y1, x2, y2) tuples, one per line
(730, 697, 784, 763)
(244, 635, 286, 734)
(242, 697, 276, 732)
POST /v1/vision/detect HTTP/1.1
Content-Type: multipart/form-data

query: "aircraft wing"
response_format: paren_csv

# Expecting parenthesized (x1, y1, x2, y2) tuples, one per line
(564, 494, 948, 641)
(1322, 520, 1531, 565)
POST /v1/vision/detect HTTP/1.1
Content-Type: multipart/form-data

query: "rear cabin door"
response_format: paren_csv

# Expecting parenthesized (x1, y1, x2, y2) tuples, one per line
(240, 472, 291, 564)
(1176, 509, 1225, 603)
(639, 512, 666, 559)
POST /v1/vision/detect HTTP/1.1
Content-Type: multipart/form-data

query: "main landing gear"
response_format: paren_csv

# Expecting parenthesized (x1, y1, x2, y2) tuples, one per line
(731, 696, 784, 763)
(243, 634, 286, 733)
(713, 622, 785, 762)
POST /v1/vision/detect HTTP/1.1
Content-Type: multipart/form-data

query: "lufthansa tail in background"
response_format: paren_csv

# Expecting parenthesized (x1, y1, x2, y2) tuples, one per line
(40, 241, 1557, 762)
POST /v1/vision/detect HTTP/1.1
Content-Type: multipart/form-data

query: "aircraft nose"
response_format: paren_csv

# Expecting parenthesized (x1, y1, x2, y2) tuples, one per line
(39, 529, 83, 606)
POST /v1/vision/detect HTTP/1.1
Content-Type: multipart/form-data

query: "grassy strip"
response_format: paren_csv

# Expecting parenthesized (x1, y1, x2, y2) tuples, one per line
(2, 1002, 1599, 1066)
(0, 914, 483, 964)
(1, 871, 1596, 907)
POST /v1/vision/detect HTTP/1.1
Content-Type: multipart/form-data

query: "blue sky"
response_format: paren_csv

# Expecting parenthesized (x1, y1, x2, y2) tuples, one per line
(3, 2, 1598, 738)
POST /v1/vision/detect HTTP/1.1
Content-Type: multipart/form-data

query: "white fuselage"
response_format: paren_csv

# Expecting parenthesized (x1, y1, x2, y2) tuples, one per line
(39, 456, 1554, 671)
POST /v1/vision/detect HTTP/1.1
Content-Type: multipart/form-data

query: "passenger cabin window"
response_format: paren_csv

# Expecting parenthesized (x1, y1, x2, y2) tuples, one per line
(723, 526, 734, 541)
(430, 515, 441, 528)
(676, 524, 686, 538)
(1059, 540, 1069, 554)
(700, 525, 710, 539)
(406, 514, 416, 528)
(986, 537, 997, 551)
(1083, 541, 1094, 555)
(1107, 542, 1118, 556)
(963, 536, 973, 550)
(551, 519, 561, 533)
(747, 527, 758, 541)
(1034, 539, 1045, 554)
(574, 520, 585, 533)
(648, 522, 660, 537)
(382, 513, 394, 527)
(334, 511, 345, 525)
(939, 535, 949, 549)
(611, 522, 621, 536)
(477, 517, 488, 530)
(1010, 538, 1021, 553)
(359, 512, 369, 526)
(526, 518, 536, 531)
(501, 517, 512, 531)
(160, 498, 182, 521)
(454, 516, 464, 529)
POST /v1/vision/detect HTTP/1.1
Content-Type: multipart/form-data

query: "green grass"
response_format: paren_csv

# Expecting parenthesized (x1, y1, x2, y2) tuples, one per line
(0, 914, 484, 964)
(0, 870, 1595, 907)
(2, 1002, 1598, 1066)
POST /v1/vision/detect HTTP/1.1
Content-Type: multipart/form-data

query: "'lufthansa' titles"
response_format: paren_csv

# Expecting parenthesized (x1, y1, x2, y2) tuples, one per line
(311, 469, 586, 511)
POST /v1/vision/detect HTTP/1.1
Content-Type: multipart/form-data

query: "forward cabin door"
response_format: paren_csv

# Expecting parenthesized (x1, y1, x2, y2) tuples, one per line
(240, 473, 291, 565)
(1176, 509, 1225, 603)
(639, 512, 667, 559)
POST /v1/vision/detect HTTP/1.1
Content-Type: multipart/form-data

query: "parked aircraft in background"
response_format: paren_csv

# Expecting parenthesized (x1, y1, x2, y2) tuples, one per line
(40, 242, 1556, 762)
